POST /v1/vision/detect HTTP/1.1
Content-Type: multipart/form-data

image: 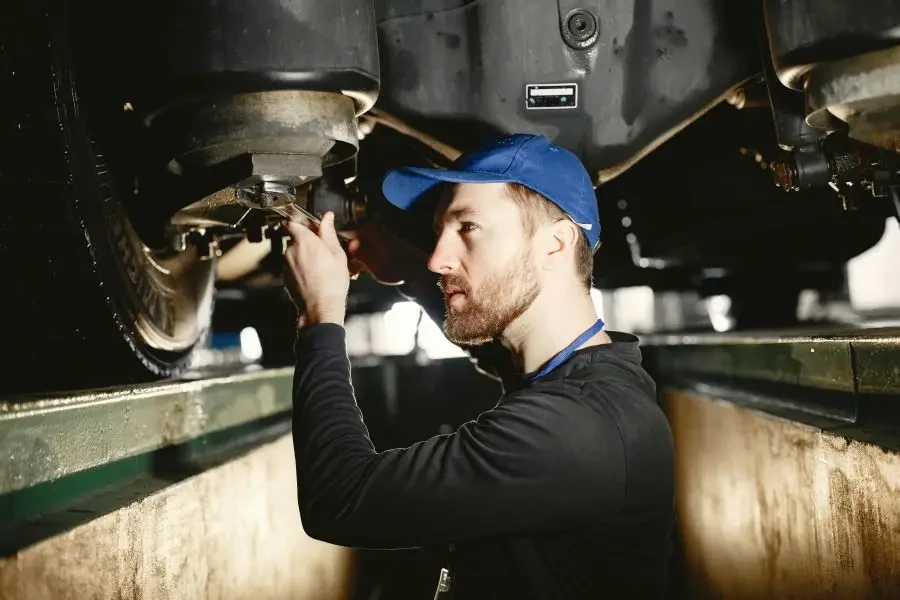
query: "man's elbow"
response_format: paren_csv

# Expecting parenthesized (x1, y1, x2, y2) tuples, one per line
(299, 513, 336, 544)
(298, 494, 357, 546)
(299, 513, 366, 548)
(298, 492, 336, 542)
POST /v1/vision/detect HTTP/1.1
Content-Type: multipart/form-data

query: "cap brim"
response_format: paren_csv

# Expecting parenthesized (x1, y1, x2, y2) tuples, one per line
(382, 166, 513, 210)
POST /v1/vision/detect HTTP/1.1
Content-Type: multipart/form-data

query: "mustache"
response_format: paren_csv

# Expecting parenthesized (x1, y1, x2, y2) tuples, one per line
(438, 276, 471, 295)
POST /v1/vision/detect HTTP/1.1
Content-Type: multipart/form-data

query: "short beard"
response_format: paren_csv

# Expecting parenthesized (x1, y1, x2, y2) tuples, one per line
(441, 248, 540, 346)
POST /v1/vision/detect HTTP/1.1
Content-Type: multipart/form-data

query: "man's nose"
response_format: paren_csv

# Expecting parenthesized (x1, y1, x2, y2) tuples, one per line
(426, 235, 460, 274)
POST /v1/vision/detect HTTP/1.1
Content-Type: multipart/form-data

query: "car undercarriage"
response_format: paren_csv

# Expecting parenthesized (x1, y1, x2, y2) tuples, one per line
(2, 0, 899, 393)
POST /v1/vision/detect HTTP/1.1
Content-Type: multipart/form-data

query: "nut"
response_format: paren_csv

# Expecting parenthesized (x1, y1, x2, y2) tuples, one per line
(562, 9, 599, 49)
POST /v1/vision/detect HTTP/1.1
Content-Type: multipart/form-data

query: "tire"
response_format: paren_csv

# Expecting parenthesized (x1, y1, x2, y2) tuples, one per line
(0, 1, 215, 395)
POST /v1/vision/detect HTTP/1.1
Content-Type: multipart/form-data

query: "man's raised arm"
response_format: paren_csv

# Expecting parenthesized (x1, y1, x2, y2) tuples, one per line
(291, 322, 626, 549)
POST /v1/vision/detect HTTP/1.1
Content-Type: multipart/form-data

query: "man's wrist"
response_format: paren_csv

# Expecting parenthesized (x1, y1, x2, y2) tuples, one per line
(304, 305, 346, 327)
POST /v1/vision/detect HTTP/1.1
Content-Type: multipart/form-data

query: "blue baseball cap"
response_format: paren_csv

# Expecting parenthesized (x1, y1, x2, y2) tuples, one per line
(381, 134, 600, 249)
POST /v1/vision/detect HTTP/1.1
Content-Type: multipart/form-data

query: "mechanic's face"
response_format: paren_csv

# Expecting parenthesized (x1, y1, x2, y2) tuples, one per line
(428, 183, 540, 345)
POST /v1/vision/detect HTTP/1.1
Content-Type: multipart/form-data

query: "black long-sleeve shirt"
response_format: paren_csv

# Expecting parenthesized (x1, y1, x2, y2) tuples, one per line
(291, 309, 675, 599)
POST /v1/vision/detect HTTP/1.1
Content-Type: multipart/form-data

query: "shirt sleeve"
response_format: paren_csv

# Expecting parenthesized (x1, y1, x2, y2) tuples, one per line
(291, 324, 626, 550)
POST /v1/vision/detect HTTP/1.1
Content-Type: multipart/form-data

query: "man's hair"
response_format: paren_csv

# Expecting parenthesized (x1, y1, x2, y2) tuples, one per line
(505, 183, 593, 290)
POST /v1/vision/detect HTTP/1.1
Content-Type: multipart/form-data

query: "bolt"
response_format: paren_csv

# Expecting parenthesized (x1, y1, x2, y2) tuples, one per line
(263, 181, 295, 201)
(171, 232, 188, 253)
(770, 159, 797, 191)
(726, 89, 747, 110)
(235, 185, 256, 206)
(565, 9, 598, 46)
(237, 181, 289, 210)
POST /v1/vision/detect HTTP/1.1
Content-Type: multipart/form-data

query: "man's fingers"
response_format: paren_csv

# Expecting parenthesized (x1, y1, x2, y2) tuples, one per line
(283, 217, 316, 242)
(317, 212, 344, 256)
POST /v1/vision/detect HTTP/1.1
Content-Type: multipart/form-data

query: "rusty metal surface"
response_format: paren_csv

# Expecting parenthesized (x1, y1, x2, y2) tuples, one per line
(0, 368, 294, 496)
(665, 388, 900, 599)
(0, 435, 353, 600)
(153, 90, 360, 173)
(806, 45, 900, 153)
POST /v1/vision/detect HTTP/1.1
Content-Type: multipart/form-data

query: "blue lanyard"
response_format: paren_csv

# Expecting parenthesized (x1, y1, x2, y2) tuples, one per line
(530, 318, 606, 381)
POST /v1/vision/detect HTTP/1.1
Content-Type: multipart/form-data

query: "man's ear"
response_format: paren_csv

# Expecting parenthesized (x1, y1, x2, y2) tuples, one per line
(540, 219, 579, 270)
(550, 219, 580, 255)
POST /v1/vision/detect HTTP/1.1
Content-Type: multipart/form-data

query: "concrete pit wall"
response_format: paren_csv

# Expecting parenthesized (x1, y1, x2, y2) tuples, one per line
(666, 388, 900, 599)
(0, 435, 353, 600)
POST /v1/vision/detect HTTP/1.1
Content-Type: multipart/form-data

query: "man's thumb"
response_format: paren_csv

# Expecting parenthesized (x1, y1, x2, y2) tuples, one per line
(318, 212, 343, 254)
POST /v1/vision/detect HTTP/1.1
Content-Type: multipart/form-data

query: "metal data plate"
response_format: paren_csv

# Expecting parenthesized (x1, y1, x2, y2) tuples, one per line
(525, 83, 578, 110)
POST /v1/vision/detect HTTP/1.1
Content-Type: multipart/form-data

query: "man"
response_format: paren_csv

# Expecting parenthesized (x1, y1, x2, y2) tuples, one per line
(282, 134, 675, 599)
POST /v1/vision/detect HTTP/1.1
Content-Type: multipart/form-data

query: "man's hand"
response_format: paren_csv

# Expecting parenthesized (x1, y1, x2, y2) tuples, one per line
(283, 212, 350, 327)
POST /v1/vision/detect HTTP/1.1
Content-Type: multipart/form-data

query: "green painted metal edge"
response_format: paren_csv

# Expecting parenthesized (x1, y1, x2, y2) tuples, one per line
(852, 338, 900, 394)
(0, 367, 295, 496)
(0, 415, 293, 556)
(641, 327, 900, 395)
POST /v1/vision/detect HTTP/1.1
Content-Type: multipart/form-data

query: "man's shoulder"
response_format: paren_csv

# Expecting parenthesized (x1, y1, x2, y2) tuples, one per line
(560, 335, 656, 396)
(540, 343, 671, 459)
(574, 358, 668, 439)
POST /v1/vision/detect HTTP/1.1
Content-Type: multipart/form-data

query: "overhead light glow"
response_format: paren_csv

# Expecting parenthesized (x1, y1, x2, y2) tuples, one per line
(417, 313, 466, 359)
(590, 288, 604, 320)
(239, 327, 263, 361)
(373, 301, 421, 355)
(705, 295, 734, 333)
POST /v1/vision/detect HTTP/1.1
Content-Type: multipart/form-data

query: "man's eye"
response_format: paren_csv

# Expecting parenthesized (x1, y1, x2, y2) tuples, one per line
(459, 222, 478, 233)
